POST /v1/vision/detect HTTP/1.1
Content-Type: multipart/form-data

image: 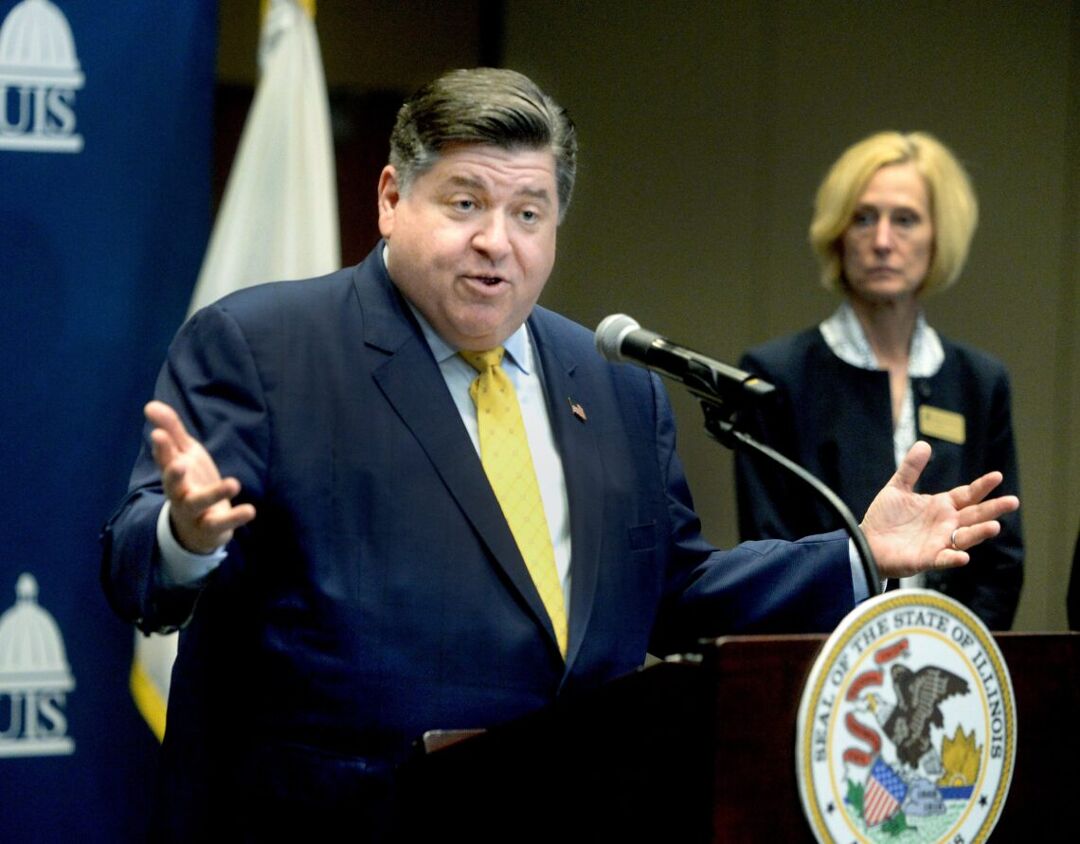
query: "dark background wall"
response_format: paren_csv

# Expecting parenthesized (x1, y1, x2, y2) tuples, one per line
(216, 0, 1079, 632)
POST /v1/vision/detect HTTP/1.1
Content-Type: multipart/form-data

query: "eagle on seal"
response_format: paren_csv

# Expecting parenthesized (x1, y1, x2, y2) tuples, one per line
(883, 664, 969, 768)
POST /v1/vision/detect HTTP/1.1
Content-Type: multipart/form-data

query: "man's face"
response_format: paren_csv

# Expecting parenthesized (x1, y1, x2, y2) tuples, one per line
(840, 162, 934, 305)
(378, 144, 559, 351)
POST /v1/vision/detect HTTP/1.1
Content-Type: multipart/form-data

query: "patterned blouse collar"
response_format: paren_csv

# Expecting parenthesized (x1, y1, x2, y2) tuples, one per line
(818, 301, 944, 378)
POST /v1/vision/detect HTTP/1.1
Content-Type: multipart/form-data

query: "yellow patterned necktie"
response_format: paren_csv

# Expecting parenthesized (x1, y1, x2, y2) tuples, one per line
(461, 348, 568, 658)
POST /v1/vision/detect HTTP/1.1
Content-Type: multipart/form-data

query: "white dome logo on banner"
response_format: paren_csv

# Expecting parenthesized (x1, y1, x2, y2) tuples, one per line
(0, 0, 84, 153)
(0, 573, 76, 757)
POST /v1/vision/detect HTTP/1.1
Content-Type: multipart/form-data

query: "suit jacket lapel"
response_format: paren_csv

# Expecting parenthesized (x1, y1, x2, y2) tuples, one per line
(354, 252, 562, 653)
(529, 311, 605, 672)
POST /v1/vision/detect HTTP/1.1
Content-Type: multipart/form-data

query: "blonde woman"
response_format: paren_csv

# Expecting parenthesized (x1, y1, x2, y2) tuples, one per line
(736, 132, 1023, 629)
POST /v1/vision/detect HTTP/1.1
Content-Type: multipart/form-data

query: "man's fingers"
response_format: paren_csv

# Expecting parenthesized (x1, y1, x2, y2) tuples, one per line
(145, 400, 194, 450)
(933, 520, 1004, 569)
(170, 499, 256, 555)
(168, 479, 254, 553)
(892, 440, 932, 492)
(182, 477, 242, 513)
(150, 428, 179, 471)
(932, 548, 970, 569)
(196, 502, 256, 535)
(952, 520, 1003, 551)
(947, 470, 1004, 509)
(144, 402, 251, 551)
(160, 454, 189, 500)
(956, 495, 1020, 528)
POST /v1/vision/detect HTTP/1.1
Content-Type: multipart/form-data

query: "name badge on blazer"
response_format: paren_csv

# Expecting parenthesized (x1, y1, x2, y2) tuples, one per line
(918, 404, 966, 445)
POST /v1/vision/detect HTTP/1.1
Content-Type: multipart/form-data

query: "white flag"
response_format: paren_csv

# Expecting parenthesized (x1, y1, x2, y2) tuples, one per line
(131, 0, 339, 741)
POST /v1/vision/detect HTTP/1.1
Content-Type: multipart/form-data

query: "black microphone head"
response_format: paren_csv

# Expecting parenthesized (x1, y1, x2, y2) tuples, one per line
(595, 313, 640, 362)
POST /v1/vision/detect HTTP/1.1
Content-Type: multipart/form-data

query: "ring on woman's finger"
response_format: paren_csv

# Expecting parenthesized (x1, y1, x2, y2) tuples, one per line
(950, 528, 961, 551)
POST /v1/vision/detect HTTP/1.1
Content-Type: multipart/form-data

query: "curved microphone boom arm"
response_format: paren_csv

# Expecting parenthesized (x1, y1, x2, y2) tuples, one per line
(696, 393, 882, 597)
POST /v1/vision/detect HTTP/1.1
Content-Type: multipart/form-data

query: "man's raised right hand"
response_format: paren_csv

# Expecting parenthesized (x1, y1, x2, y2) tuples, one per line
(145, 400, 256, 554)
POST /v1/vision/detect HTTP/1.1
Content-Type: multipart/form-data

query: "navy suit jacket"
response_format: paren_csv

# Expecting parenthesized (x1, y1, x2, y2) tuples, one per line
(736, 327, 1023, 630)
(102, 246, 855, 837)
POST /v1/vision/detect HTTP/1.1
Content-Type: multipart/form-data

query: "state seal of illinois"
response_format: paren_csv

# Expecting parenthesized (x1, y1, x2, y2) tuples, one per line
(795, 589, 1015, 843)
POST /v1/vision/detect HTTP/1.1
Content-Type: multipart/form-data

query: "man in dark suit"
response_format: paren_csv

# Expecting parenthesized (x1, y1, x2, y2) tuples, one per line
(101, 69, 1018, 839)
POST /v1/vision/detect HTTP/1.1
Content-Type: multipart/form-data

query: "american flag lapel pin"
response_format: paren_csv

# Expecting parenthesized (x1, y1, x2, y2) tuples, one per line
(568, 397, 587, 422)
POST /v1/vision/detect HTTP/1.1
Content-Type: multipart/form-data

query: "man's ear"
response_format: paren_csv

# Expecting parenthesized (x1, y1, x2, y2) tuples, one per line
(377, 166, 400, 239)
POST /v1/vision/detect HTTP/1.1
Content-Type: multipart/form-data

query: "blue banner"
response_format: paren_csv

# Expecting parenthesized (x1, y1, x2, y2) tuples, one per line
(0, 1, 216, 839)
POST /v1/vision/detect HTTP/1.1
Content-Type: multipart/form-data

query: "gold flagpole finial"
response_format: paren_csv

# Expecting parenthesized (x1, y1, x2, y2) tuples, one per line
(261, 0, 316, 22)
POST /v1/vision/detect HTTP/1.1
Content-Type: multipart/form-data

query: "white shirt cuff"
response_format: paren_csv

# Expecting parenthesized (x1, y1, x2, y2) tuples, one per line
(156, 501, 227, 587)
(848, 538, 874, 601)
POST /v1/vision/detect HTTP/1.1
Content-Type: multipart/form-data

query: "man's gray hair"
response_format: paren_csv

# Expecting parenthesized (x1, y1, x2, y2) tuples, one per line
(389, 68, 577, 220)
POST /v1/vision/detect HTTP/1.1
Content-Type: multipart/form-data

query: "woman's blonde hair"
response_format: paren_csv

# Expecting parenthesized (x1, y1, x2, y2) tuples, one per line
(809, 131, 978, 295)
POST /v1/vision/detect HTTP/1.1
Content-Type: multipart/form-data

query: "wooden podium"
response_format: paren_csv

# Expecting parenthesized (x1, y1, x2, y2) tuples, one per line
(397, 633, 1079, 842)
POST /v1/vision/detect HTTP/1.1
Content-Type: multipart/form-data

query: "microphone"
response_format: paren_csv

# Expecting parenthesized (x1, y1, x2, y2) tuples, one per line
(594, 314, 775, 405)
